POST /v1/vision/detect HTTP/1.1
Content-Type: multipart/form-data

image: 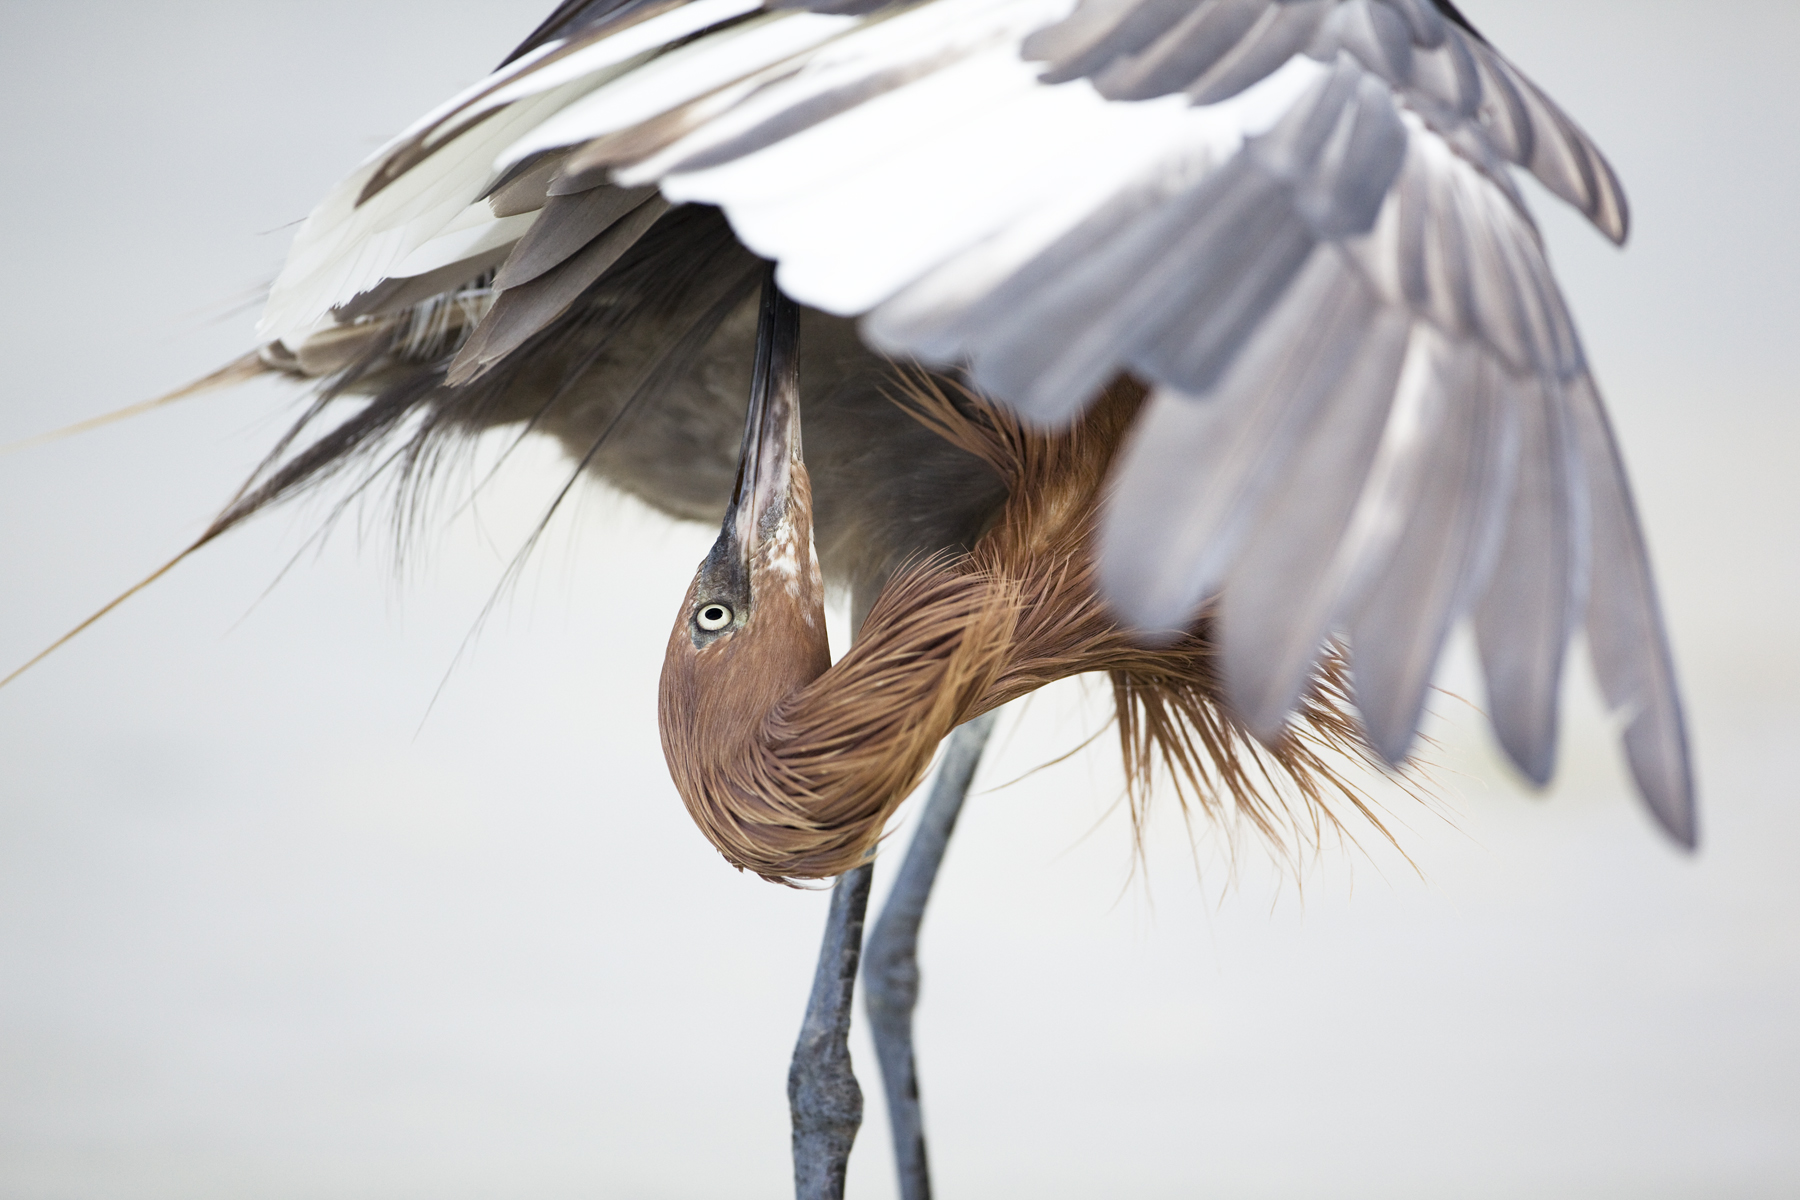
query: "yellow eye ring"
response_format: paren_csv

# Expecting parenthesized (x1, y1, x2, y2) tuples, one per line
(696, 603, 733, 631)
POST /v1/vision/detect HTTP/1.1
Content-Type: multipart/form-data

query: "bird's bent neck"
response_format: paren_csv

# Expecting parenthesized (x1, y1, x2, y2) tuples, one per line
(657, 378, 1145, 882)
(658, 451, 835, 869)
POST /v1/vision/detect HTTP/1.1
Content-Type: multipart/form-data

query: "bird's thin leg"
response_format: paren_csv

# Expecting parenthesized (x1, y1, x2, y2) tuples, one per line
(863, 712, 998, 1200)
(790, 862, 874, 1200)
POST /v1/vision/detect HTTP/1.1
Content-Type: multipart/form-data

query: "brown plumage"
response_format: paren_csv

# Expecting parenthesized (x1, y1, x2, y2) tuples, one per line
(661, 365, 1385, 883)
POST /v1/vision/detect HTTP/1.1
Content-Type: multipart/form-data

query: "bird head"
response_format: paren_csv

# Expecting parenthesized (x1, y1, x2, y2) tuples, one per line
(658, 289, 829, 796)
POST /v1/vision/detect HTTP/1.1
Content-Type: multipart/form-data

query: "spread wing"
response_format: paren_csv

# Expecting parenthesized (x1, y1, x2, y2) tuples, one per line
(257, 0, 1694, 844)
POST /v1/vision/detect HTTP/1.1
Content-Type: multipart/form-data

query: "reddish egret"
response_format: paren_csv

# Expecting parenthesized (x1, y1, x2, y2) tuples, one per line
(10, 1, 1693, 1197)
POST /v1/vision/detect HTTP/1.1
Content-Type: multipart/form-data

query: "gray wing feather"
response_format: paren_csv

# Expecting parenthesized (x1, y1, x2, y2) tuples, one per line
(1214, 284, 1412, 739)
(1027, 0, 1226, 85)
(1405, 21, 1480, 117)
(950, 57, 1398, 423)
(1472, 375, 1587, 785)
(1257, 62, 1408, 237)
(1358, 133, 1573, 379)
(1345, 340, 1517, 763)
(1133, 187, 1318, 395)
(1028, 0, 1629, 242)
(870, 180, 1172, 368)
(487, 150, 572, 217)
(493, 184, 661, 289)
(1030, 0, 1337, 106)
(1098, 249, 1377, 639)
(969, 157, 1313, 423)
(1328, 0, 1414, 85)
(447, 193, 670, 384)
(1121, 1, 1335, 105)
(331, 246, 516, 324)
(1465, 43, 1628, 241)
(1377, 0, 1450, 49)
(1568, 378, 1697, 845)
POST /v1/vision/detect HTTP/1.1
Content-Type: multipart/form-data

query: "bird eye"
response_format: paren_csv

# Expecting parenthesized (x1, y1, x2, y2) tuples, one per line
(695, 603, 734, 631)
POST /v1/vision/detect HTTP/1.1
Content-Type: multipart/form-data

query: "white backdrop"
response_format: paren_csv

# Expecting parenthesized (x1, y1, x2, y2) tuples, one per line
(1, 2, 1795, 1197)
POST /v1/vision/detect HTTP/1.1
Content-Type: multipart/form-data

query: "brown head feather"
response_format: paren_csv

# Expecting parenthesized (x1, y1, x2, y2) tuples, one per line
(660, 370, 1401, 882)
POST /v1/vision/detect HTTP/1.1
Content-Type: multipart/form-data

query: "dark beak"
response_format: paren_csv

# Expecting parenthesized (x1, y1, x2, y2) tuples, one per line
(723, 271, 804, 573)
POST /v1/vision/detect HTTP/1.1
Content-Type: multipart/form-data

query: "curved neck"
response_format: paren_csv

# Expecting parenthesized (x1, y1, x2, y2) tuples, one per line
(660, 526, 1012, 881)
(660, 380, 1147, 882)
(660, 375, 1373, 882)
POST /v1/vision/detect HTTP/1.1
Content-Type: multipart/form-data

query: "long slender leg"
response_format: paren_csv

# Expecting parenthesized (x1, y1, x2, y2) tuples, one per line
(790, 862, 874, 1200)
(863, 713, 998, 1200)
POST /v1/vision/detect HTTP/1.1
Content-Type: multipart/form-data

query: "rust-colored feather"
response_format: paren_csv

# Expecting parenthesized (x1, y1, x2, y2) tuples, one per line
(664, 370, 1396, 883)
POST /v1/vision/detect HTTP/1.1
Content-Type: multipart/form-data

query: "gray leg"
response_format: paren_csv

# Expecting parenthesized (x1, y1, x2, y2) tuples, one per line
(790, 862, 874, 1200)
(862, 713, 998, 1200)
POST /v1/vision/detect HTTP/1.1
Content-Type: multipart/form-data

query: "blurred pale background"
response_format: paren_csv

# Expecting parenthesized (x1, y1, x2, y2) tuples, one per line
(0, 2, 1794, 1197)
